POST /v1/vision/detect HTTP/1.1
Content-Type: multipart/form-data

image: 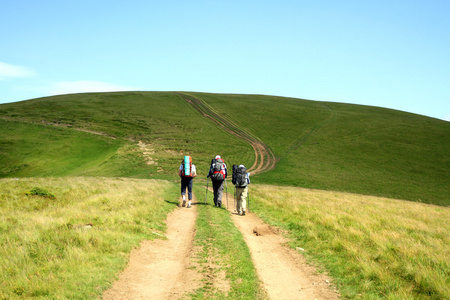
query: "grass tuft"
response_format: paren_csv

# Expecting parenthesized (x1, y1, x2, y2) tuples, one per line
(26, 187, 56, 199)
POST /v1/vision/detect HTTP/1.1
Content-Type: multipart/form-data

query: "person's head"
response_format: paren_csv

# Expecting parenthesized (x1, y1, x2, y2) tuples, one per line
(215, 155, 221, 159)
(239, 164, 245, 168)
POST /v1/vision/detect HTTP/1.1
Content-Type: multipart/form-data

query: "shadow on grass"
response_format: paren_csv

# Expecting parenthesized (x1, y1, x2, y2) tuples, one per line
(164, 200, 209, 206)
(164, 200, 179, 206)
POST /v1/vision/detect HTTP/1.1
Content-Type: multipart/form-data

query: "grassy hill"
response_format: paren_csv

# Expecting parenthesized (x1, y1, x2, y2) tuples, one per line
(1, 91, 448, 205)
(0, 92, 254, 180)
(187, 92, 450, 206)
(1, 92, 449, 299)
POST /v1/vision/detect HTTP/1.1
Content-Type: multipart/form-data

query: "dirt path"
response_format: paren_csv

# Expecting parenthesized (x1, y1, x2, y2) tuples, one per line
(228, 203, 340, 299)
(102, 197, 201, 300)
(102, 95, 339, 299)
(102, 191, 340, 299)
(177, 93, 276, 175)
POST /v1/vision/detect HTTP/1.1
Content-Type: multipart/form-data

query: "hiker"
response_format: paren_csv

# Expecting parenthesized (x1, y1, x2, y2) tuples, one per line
(232, 164, 250, 216)
(178, 156, 197, 208)
(207, 155, 228, 207)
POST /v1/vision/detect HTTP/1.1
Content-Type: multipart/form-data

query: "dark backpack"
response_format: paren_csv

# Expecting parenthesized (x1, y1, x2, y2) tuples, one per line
(232, 164, 238, 185)
(235, 165, 248, 187)
(211, 158, 225, 181)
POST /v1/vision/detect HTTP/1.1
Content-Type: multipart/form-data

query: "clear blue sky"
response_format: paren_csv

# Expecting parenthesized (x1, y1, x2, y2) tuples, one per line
(1, 0, 449, 121)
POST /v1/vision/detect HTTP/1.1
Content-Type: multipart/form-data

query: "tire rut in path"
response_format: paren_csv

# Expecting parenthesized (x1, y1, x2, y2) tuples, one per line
(102, 190, 341, 299)
(102, 197, 201, 300)
(226, 194, 340, 300)
(231, 215, 340, 299)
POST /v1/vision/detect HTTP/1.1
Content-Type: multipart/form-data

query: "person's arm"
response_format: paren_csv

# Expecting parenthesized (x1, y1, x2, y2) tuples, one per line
(192, 165, 197, 177)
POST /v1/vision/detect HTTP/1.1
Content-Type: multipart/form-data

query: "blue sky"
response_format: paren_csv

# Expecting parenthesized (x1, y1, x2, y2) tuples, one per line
(1, 0, 449, 121)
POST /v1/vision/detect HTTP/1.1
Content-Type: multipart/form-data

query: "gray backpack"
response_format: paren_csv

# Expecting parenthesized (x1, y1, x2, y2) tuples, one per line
(211, 158, 225, 181)
(235, 166, 247, 187)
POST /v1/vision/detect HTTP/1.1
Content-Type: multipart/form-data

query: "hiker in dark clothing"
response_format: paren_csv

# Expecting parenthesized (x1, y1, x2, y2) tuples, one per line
(207, 155, 228, 207)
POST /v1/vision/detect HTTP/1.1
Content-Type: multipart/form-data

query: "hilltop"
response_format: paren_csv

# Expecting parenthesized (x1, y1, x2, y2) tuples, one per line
(0, 91, 449, 205)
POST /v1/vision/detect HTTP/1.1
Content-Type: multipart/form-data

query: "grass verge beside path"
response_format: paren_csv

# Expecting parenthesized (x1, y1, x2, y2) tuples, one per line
(250, 184, 450, 299)
(0, 177, 178, 299)
(188, 186, 267, 299)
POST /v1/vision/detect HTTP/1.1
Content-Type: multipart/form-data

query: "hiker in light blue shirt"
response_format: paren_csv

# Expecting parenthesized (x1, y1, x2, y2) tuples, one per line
(178, 157, 197, 208)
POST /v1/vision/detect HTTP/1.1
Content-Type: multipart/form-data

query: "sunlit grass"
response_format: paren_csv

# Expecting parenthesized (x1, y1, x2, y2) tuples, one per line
(2, 92, 448, 205)
(0, 177, 177, 299)
(1, 91, 449, 298)
(189, 185, 267, 299)
(250, 184, 450, 299)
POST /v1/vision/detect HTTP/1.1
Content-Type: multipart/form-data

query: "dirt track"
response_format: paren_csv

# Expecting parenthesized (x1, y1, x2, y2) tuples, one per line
(178, 93, 276, 175)
(102, 193, 339, 299)
(230, 206, 339, 300)
(102, 197, 201, 299)
(102, 95, 339, 299)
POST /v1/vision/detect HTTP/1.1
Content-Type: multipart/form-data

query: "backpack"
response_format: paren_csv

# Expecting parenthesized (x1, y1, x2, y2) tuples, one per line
(181, 156, 193, 177)
(235, 165, 248, 187)
(232, 164, 238, 185)
(210, 158, 225, 181)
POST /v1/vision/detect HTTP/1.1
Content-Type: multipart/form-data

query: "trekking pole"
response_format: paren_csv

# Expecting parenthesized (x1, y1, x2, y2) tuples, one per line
(248, 188, 250, 212)
(234, 186, 236, 212)
(225, 178, 229, 209)
(205, 178, 208, 205)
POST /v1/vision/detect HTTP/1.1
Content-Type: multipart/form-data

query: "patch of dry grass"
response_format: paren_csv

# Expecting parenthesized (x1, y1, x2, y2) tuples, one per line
(251, 185, 449, 299)
(0, 177, 176, 299)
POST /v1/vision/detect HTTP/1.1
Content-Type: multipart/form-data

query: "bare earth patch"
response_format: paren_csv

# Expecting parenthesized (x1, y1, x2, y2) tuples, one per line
(102, 197, 202, 300)
(228, 204, 341, 300)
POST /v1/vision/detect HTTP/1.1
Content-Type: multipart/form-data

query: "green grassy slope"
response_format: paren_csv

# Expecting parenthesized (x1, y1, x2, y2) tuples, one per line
(1, 91, 449, 205)
(0, 119, 132, 177)
(0, 92, 254, 180)
(188, 92, 450, 205)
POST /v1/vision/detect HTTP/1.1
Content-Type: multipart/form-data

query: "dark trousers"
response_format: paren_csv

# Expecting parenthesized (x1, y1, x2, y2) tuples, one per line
(181, 177, 193, 200)
(212, 180, 224, 206)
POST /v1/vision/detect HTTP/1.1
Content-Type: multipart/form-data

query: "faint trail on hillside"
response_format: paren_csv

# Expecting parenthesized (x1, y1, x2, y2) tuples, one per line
(0, 116, 118, 139)
(176, 93, 276, 175)
(278, 103, 338, 160)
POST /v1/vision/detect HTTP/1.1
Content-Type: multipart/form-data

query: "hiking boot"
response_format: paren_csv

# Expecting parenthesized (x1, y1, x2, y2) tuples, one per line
(182, 200, 186, 207)
(242, 211, 246, 216)
(218, 203, 221, 208)
(187, 203, 191, 208)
